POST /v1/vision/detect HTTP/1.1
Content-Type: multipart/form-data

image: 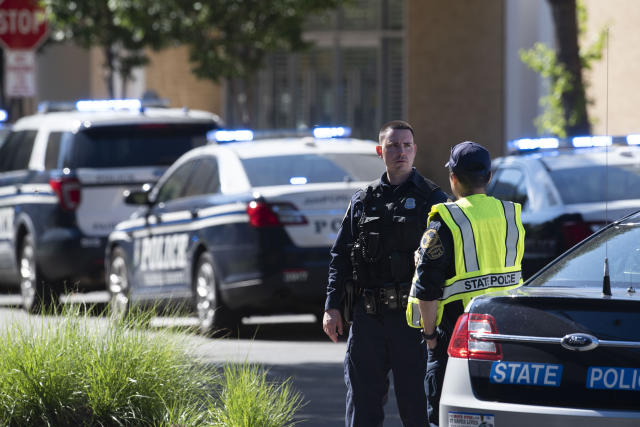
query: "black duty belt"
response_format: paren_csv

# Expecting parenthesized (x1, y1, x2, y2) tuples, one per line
(360, 283, 410, 314)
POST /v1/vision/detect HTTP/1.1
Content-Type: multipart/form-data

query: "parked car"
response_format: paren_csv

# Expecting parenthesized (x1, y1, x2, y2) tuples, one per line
(439, 208, 640, 426)
(488, 136, 640, 279)
(105, 128, 385, 334)
(0, 99, 222, 311)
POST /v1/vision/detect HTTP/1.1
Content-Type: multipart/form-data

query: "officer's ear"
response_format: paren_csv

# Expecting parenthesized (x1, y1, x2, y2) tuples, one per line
(376, 145, 382, 157)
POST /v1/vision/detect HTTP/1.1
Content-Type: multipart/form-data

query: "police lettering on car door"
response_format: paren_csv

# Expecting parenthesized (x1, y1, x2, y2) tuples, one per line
(0, 208, 13, 239)
(133, 233, 189, 285)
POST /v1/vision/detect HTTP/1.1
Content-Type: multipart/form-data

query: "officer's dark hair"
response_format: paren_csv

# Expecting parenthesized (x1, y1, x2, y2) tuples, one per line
(378, 120, 415, 144)
(450, 168, 492, 195)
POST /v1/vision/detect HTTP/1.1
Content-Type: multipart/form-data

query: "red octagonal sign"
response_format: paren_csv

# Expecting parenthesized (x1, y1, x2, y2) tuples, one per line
(0, 0, 48, 50)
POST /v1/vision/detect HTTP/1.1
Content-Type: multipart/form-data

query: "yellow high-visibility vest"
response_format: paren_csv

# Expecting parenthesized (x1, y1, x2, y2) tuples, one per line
(406, 194, 525, 328)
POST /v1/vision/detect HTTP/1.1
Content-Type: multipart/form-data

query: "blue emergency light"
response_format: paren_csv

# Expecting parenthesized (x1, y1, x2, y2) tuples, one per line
(572, 136, 612, 148)
(510, 137, 559, 151)
(0, 109, 7, 122)
(75, 98, 142, 112)
(313, 126, 351, 139)
(210, 129, 254, 143)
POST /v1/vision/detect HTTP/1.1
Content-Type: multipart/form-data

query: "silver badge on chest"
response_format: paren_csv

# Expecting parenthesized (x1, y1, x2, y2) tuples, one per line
(404, 198, 416, 209)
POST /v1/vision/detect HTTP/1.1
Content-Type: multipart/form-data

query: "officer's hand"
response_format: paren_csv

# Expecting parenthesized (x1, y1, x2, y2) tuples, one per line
(322, 309, 343, 343)
(414, 249, 421, 266)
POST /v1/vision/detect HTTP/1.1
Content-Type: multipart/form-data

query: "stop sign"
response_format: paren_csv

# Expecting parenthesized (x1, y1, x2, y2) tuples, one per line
(0, 0, 48, 50)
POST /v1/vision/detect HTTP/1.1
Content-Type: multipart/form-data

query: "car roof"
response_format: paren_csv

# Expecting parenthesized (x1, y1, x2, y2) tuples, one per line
(497, 145, 640, 170)
(204, 137, 378, 159)
(12, 107, 222, 132)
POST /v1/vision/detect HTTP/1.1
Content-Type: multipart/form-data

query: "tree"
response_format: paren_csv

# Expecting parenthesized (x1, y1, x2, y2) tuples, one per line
(42, 0, 341, 105)
(42, 0, 172, 98)
(520, 0, 606, 138)
(167, 0, 340, 125)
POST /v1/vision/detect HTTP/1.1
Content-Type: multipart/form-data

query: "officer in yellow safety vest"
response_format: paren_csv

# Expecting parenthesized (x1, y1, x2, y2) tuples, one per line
(406, 141, 525, 426)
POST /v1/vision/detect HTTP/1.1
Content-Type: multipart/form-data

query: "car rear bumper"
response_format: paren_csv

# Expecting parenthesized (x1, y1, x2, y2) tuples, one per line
(440, 358, 640, 427)
(37, 227, 106, 290)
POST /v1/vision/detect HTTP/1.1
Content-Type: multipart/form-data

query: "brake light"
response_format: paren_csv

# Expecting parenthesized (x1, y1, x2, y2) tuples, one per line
(561, 220, 604, 250)
(246, 201, 307, 227)
(448, 313, 502, 360)
(49, 177, 81, 211)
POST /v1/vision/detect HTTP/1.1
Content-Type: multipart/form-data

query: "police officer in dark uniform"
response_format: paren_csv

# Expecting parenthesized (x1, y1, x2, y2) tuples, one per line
(407, 141, 525, 426)
(323, 120, 449, 427)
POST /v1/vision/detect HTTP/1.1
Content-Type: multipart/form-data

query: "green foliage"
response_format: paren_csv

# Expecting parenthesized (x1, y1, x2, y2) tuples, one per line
(41, 0, 341, 96)
(0, 307, 304, 426)
(211, 363, 305, 427)
(519, 1, 606, 137)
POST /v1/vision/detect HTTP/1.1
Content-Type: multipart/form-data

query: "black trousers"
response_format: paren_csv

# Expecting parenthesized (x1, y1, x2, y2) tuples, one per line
(344, 299, 429, 427)
(426, 327, 450, 426)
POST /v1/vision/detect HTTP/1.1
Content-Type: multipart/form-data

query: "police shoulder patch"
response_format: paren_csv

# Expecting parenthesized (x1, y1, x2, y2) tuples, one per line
(420, 228, 444, 260)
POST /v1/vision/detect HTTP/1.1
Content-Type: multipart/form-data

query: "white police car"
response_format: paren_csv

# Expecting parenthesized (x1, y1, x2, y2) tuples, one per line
(105, 128, 384, 334)
(488, 135, 640, 279)
(0, 99, 222, 312)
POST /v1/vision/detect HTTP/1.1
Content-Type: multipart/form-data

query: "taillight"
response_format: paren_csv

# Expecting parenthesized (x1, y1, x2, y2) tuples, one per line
(246, 201, 307, 227)
(561, 220, 604, 250)
(448, 313, 502, 361)
(49, 177, 81, 211)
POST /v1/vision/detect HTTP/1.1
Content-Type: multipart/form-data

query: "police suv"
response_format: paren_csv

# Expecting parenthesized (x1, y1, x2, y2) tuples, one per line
(105, 128, 384, 334)
(488, 135, 640, 279)
(0, 99, 221, 312)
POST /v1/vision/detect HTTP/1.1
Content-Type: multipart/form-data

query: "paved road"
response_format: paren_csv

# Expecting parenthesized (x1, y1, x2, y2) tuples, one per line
(0, 293, 404, 426)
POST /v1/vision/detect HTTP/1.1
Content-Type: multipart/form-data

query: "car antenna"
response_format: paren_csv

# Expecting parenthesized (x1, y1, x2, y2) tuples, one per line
(602, 27, 612, 297)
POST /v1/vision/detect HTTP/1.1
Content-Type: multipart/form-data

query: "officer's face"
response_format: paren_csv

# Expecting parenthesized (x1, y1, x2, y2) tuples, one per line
(377, 128, 416, 177)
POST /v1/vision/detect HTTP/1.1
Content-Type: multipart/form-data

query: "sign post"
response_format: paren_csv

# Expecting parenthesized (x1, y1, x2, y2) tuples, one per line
(0, 0, 48, 98)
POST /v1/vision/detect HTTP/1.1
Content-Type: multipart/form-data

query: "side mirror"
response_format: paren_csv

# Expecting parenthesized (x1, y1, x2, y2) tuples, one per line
(123, 185, 152, 205)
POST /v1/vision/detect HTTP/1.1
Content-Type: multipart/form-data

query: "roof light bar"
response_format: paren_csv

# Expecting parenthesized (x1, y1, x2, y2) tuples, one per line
(313, 126, 351, 139)
(571, 135, 612, 148)
(511, 137, 559, 150)
(210, 129, 254, 143)
(626, 135, 640, 145)
(289, 177, 308, 185)
(75, 98, 142, 112)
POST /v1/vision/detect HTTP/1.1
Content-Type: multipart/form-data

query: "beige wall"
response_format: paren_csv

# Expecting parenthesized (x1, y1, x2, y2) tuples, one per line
(146, 46, 223, 115)
(407, 0, 505, 189)
(582, 0, 640, 136)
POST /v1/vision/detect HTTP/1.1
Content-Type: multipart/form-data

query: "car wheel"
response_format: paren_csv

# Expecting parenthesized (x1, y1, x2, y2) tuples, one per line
(194, 252, 238, 336)
(19, 234, 58, 313)
(108, 247, 131, 321)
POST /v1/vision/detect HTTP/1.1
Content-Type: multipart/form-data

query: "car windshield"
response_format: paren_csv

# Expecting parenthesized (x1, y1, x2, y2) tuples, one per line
(549, 164, 640, 204)
(528, 214, 640, 289)
(65, 123, 216, 168)
(240, 153, 384, 186)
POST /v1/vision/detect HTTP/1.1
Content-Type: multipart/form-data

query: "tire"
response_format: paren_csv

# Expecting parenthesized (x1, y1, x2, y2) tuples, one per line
(19, 233, 58, 313)
(107, 247, 131, 321)
(193, 252, 238, 336)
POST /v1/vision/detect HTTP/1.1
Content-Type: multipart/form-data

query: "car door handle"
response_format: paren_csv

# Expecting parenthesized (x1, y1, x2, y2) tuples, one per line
(190, 209, 199, 219)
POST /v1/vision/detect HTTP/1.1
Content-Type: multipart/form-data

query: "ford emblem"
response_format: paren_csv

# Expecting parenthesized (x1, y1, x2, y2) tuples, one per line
(561, 333, 599, 351)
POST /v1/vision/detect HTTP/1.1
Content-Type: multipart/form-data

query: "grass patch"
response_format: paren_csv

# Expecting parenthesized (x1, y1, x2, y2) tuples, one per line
(0, 306, 304, 426)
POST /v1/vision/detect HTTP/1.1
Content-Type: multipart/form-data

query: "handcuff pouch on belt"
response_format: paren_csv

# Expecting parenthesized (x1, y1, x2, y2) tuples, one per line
(362, 284, 410, 315)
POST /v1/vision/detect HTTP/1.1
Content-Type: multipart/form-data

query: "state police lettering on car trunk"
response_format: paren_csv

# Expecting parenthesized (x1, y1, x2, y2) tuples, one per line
(587, 367, 640, 391)
(490, 362, 563, 387)
(465, 272, 518, 290)
(135, 233, 189, 271)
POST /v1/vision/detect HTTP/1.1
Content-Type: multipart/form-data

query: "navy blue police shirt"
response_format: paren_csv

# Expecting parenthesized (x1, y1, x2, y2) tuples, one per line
(325, 168, 449, 312)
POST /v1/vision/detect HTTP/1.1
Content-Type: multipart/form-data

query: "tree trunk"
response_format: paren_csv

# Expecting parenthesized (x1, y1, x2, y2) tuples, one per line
(104, 45, 115, 99)
(548, 0, 591, 136)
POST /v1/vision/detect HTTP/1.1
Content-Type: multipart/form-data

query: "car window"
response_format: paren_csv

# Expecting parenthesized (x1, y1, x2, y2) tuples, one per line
(240, 153, 383, 186)
(45, 132, 63, 169)
(64, 123, 215, 168)
(549, 164, 640, 203)
(529, 221, 640, 289)
(183, 157, 220, 196)
(0, 130, 37, 172)
(488, 167, 527, 206)
(155, 160, 199, 204)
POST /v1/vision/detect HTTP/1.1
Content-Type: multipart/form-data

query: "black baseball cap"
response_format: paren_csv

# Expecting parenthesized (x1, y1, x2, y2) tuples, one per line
(445, 141, 491, 174)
